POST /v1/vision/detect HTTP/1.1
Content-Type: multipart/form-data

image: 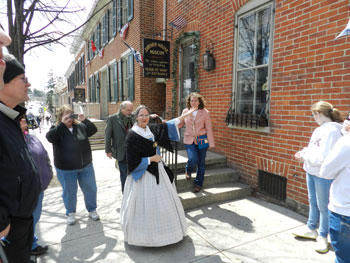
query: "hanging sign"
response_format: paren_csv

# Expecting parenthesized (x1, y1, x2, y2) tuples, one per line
(74, 88, 85, 102)
(143, 38, 170, 78)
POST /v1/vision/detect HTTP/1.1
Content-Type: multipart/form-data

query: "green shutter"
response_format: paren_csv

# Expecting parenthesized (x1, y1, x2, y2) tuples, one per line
(128, 53, 134, 101)
(92, 75, 96, 102)
(117, 0, 122, 32)
(112, 0, 117, 36)
(127, 0, 133, 21)
(114, 62, 119, 101)
(118, 60, 123, 100)
(107, 67, 110, 102)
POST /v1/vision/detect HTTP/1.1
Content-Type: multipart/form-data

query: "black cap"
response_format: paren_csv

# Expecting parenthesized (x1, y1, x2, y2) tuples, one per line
(4, 55, 25, 84)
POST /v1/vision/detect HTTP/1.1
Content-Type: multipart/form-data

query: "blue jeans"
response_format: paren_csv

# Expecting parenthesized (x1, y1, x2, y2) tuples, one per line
(56, 163, 97, 215)
(32, 191, 44, 250)
(185, 143, 208, 187)
(118, 158, 128, 193)
(306, 173, 333, 237)
(329, 211, 350, 263)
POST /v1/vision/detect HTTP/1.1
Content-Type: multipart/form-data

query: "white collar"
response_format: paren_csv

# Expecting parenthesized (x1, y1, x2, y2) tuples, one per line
(132, 124, 154, 139)
(0, 102, 20, 120)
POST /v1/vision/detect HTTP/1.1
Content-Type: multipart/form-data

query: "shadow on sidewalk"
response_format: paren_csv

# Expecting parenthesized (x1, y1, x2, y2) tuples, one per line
(56, 220, 117, 262)
(124, 236, 224, 263)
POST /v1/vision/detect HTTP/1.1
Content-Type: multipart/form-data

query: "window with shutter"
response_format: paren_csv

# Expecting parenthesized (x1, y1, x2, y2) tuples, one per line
(112, 0, 117, 36)
(118, 60, 123, 100)
(128, 53, 134, 101)
(127, 0, 133, 22)
(113, 62, 119, 101)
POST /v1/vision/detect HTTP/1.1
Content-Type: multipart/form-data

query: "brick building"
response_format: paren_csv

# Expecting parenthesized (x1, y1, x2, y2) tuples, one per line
(63, 0, 350, 212)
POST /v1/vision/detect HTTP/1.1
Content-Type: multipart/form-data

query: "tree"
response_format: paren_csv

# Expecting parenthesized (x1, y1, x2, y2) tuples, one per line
(45, 71, 55, 114)
(4, 0, 113, 64)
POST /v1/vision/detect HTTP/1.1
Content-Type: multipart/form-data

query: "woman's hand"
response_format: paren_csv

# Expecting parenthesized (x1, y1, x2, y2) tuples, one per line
(150, 154, 161, 163)
(294, 151, 304, 162)
(62, 113, 72, 127)
(78, 113, 86, 122)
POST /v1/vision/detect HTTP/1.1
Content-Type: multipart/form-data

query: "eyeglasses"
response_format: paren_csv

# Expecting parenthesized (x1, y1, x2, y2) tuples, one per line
(20, 77, 29, 84)
(138, 114, 150, 119)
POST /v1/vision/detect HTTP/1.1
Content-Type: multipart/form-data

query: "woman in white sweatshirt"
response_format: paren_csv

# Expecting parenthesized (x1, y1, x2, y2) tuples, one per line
(320, 119, 350, 263)
(293, 101, 343, 254)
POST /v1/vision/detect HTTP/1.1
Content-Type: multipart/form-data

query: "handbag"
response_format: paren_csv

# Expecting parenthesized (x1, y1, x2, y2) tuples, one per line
(197, 134, 209, 150)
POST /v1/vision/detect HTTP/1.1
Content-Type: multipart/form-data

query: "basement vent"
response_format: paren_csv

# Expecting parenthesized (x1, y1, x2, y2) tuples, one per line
(258, 170, 287, 201)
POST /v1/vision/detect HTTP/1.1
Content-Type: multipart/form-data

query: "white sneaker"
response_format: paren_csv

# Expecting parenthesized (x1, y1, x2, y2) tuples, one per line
(89, 211, 100, 221)
(292, 227, 318, 240)
(67, 213, 76, 225)
(315, 236, 329, 253)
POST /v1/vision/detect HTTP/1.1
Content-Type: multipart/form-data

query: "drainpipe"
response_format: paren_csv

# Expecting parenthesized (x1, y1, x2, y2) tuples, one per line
(163, 0, 167, 40)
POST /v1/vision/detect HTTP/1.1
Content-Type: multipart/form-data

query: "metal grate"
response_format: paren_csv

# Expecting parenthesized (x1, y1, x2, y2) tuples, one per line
(258, 170, 287, 201)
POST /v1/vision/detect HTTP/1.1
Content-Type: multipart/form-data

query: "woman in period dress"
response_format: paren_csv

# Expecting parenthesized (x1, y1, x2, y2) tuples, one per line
(120, 105, 193, 247)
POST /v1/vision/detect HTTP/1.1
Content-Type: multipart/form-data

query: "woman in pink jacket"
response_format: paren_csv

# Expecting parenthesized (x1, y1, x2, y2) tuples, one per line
(179, 93, 215, 193)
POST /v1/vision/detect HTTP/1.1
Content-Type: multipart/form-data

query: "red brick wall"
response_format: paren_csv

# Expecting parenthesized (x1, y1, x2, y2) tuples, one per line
(72, 0, 350, 209)
(157, 0, 350, 207)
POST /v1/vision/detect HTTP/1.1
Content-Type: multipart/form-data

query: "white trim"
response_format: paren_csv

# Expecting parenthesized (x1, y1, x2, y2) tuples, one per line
(121, 49, 131, 58)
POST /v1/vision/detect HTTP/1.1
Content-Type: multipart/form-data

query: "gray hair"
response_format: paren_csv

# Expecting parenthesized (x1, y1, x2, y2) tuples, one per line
(120, 101, 133, 110)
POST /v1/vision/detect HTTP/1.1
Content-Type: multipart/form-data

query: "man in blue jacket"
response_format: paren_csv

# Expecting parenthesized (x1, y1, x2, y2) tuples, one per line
(0, 52, 41, 262)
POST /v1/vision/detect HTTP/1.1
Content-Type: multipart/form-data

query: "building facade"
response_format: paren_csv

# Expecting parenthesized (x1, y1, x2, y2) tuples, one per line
(63, 0, 350, 212)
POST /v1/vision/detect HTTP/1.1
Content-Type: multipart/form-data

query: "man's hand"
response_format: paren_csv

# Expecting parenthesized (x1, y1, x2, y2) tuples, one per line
(106, 152, 112, 159)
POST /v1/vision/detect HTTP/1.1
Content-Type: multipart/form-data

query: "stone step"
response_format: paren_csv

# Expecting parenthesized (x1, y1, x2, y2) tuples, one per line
(167, 150, 228, 171)
(175, 167, 239, 192)
(91, 144, 105, 151)
(178, 183, 251, 211)
(89, 139, 105, 145)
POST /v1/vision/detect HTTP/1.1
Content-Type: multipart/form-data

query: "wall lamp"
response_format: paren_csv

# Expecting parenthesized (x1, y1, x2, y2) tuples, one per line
(203, 41, 215, 72)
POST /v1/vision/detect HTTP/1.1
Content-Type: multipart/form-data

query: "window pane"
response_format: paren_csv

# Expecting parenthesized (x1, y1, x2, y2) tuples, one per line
(182, 45, 195, 99)
(237, 69, 254, 114)
(256, 67, 269, 115)
(238, 13, 255, 69)
(256, 7, 271, 66)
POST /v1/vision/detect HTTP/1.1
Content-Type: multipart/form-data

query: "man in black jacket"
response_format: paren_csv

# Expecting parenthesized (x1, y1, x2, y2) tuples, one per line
(0, 53, 41, 262)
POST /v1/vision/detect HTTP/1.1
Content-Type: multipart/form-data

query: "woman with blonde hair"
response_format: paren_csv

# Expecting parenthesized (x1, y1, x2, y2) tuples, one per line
(178, 92, 215, 193)
(293, 101, 343, 253)
(46, 105, 99, 225)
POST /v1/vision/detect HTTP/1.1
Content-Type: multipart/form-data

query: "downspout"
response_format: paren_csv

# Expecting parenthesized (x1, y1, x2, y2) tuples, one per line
(163, 0, 167, 41)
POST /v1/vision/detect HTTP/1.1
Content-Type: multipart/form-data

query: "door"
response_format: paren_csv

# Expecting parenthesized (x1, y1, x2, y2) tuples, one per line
(179, 40, 196, 113)
(179, 40, 197, 143)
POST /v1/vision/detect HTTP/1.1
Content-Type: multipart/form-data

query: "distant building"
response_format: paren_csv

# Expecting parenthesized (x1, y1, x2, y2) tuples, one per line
(62, 0, 350, 213)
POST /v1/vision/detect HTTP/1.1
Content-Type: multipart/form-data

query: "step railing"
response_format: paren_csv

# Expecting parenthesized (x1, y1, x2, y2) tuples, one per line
(159, 141, 178, 185)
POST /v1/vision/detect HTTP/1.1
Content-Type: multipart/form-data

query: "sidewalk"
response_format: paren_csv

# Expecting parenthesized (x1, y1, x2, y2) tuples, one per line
(32, 126, 336, 263)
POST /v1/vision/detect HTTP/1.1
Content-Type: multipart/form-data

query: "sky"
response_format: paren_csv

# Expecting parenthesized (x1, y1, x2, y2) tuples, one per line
(2, 0, 95, 91)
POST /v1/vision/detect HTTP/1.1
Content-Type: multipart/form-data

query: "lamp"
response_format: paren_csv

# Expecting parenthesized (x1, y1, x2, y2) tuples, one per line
(203, 41, 215, 71)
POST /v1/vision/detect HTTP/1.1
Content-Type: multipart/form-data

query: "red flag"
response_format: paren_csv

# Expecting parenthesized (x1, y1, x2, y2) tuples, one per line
(120, 23, 129, 40)
(91, 40, 97, 52)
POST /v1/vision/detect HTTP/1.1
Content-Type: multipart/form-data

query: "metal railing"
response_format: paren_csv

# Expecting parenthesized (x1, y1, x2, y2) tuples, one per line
(159, 141, 178, 184)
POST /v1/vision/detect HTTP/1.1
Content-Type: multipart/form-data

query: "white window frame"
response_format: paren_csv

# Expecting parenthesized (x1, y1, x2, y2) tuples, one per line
(231, 0, 275, 132)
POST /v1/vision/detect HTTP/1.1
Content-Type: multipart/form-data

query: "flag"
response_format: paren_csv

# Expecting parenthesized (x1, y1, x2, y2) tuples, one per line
(120, 23, 129, 40)
(335, 19, 350, 39)
(123, 41, 144, 67)
(91, 40, 97, 52)
(168, 16, 187, 30)
(98, 48, 104, 58)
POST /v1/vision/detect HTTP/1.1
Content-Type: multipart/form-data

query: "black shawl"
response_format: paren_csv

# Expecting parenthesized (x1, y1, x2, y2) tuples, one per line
(126, 123, 174, 184)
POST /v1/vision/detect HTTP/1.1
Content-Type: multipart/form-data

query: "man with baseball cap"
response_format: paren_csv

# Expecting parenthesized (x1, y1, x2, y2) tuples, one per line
(0, 31, 41, 263)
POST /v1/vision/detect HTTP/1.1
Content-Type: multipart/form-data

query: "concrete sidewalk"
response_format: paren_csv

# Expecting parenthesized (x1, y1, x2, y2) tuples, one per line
(32, 127, 336, 263)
